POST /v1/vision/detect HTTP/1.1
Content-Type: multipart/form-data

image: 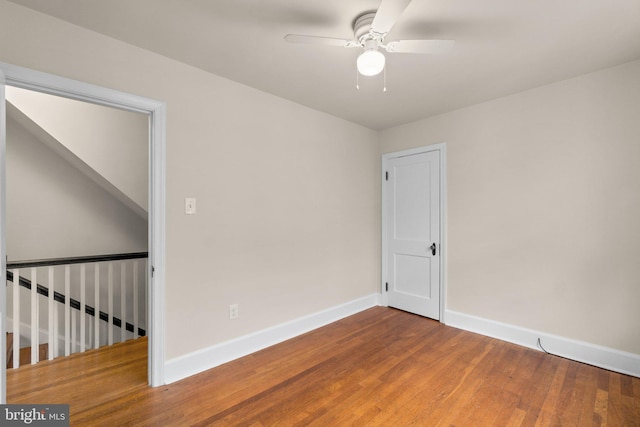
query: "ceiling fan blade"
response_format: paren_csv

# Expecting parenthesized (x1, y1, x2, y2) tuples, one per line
(371, 0, 413, 35)
(385, 39, 455, 54)
(284, 34, 357, 48)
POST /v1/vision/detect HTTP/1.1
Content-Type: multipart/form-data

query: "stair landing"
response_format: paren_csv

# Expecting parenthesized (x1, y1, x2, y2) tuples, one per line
(7, 337, 148, 408)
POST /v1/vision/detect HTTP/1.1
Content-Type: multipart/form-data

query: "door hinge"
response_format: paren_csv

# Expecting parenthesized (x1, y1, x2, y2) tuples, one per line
(385, 282, 389, 292)
(151, 265, 155, 278)
(385, 171, 389, 181)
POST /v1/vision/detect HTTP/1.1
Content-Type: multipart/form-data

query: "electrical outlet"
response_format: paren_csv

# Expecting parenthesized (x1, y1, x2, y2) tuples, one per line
(229, 304, 239, 319)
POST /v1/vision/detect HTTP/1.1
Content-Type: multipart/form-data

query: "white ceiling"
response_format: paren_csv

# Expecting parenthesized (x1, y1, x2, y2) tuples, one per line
(8, 0, 640, 130)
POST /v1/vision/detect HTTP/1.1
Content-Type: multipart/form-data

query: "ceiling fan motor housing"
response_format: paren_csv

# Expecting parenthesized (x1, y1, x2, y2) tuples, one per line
(353, 12, 380, 44)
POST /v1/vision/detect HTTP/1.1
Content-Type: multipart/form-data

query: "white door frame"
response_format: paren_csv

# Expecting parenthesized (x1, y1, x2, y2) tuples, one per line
(0, 62, 166, 402)
(381, 143, 447, 322)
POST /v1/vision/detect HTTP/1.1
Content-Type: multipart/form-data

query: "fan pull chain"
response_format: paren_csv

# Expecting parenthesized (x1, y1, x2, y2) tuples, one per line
(383, 66, 387, 92)
(356, 68, 360, 90)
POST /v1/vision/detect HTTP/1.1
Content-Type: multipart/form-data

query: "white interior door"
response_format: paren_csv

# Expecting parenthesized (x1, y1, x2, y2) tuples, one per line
(384, 149, 441, 319)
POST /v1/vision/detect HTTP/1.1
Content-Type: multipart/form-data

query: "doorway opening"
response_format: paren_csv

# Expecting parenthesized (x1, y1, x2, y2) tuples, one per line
(0, 62, 166, 403)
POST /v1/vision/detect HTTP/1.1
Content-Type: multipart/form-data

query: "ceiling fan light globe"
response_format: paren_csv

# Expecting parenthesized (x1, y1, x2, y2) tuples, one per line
(357, 49, 385, 76)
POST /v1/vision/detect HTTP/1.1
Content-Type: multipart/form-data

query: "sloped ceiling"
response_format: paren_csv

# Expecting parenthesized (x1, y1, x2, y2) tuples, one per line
(6, 87, 149, 219)
(7, 0, 640, 130)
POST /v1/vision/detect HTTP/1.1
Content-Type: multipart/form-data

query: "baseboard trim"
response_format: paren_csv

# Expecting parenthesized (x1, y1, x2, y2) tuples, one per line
(445, 310, 640, 378)
(165, 293, 382, 384)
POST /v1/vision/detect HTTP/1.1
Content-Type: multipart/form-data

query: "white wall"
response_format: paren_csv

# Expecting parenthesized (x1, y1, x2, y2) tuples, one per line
(380, 59, 640, 355)
(0, 1, 380, 361)
(6, 114, 148, 260)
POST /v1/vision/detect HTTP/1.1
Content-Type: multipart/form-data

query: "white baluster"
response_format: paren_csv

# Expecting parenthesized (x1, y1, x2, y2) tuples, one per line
(94, 264, 100, 349)
(120, 262, 126, 343)
(133, 261, 139, 339)
(71, 308, 77, 354)
(88, 316, 93, 349)
(108, 262, 114, 346)
(80, 264, 86, 353)
(12, 269, 20, 369)
(64, 265, 70, 357)
(53, 287, 59, 359)
(31, 268, 38, 364)
(48, 267, 54, 361)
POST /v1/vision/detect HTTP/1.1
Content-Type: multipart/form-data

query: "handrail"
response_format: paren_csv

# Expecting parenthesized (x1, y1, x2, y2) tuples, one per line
(7, 252, 148, 269)
(6, 271, 146, 337)
(6, 252, 147, 336)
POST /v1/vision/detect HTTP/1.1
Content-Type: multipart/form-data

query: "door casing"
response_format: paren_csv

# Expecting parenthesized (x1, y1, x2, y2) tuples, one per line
(0, 62, 167, 402)
(381, 143, 447, 322)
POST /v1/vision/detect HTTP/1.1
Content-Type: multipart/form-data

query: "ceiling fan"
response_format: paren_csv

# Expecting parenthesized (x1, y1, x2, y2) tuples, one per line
(284, 0, 454, 77)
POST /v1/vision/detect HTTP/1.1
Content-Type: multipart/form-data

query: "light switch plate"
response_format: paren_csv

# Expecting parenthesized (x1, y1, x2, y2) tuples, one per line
(185, 197, 196, 214)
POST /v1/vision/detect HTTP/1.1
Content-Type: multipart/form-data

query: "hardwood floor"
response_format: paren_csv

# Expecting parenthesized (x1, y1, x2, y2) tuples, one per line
(7, 307, 640, 426)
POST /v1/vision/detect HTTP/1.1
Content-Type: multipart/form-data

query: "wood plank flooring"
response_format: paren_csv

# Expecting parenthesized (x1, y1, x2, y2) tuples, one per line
(7, 307, 640, 426)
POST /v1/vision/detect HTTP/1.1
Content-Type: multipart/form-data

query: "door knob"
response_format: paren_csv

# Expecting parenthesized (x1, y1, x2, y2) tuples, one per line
(430, 243, 436, 256)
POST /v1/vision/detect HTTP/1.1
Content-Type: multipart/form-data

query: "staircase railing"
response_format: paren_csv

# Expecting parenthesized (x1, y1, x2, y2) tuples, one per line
(6, 252, 147, 368)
